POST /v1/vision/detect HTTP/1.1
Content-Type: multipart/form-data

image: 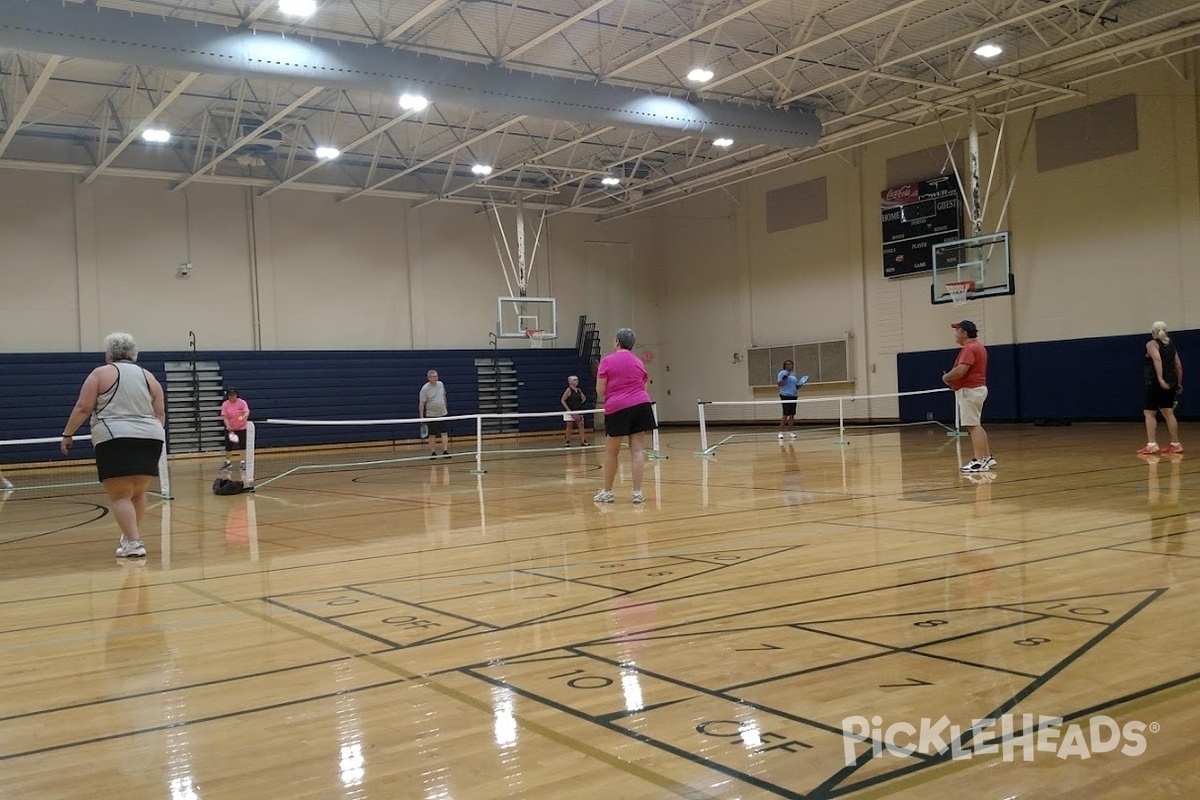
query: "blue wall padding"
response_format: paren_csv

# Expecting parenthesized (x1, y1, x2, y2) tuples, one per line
(0, 347, 594, 462)
(898, 343, 1017, 422)
(898, 329, 1195, 422)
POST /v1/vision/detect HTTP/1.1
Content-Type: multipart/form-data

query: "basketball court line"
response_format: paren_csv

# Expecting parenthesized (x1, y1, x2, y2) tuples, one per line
(177, 582, 722, 800)
(841, 669, 1200, 800)
(0, 502, 109, 546)
(827, 591, 1178, 798)
(4, 482, 1195, 796)
(0, 676, 410, 764)
(466, 666, 801, 799)
(331, 527, 1090, 643)
(444, 583, 1174, 798)
(246, 537, 1161, 705)
(0, 510, 811, 606)
(0, 483, 1175, 635)
(0, 598, 223, 637)
(0, 605, 260, 657)
(1, 446, 1191, 622)
(727, 616, 1067, 690)
(0, 653, 355, 724)
(1109, 544, 1200, 559)
(7, 520, 1180, 734)
(0, 489, 955, 602)
(461, 517, 1185, 645)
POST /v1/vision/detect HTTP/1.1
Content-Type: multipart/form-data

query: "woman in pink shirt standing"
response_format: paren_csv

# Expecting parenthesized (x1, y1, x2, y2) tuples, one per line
(220, 387, 250, 482)
(594, 327, 656, 504)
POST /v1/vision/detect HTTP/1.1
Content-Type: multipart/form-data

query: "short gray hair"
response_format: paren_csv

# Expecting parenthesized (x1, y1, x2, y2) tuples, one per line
(614, 327, 636, 350)
(104, 332, 139, 362)
(568, 375, 579, 383)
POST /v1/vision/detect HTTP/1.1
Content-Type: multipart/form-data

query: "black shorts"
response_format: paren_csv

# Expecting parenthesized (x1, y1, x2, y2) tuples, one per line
(426, 418, 449, 436)
(780, 394, 798, 416)
(604, 402, 657, 438)
(1144, 383, 1179, 411)
(94, 438, 163, 481)
(225, 429, 248, 451)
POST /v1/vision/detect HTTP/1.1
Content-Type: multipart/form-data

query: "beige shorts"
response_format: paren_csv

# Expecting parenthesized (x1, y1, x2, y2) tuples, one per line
(956, 386, 989, 427)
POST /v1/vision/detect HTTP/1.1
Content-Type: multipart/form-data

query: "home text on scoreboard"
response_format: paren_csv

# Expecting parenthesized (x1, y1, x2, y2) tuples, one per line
(881, 176, 964, 278)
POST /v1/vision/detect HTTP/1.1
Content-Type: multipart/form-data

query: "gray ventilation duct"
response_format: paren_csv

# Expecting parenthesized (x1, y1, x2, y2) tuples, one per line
(0, 0, 821, 150)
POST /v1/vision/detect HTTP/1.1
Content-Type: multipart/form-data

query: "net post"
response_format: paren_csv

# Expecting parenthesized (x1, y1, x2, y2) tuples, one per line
(697, 401, 714, 456)
(648, 402, 667, 460)
(471, 414, 486, 474)
(244, 421, 257, 487)
(156, 444, 173, 499)
(947, 390, 967, 437)
(835, 398, 849, 446)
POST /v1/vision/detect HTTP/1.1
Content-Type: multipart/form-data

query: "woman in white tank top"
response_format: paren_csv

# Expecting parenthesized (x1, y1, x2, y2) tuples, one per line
(60, 332, 166, 558)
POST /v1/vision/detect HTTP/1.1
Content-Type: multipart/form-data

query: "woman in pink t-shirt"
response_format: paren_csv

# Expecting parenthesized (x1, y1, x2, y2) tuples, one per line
(220, 388, 250, 481)
(593, 327, 656, 504)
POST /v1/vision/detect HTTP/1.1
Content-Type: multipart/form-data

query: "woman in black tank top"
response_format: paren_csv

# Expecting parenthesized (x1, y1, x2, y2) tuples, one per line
(560, 375, 589, 447)
(1139, 321, 1184, 456)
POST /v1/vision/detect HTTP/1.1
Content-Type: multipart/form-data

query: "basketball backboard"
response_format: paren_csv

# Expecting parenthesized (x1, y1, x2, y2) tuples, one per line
(497, 296, 557, 339)
(931, 231, 1014, 304)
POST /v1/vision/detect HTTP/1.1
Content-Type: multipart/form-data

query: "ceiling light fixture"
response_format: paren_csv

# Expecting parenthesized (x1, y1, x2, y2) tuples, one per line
(399, 93, 430, 112)
(471, 164, 493, 176)
(713, 137, 734, 147)
(601, 176, 621, 186)
(141, 128, 171, 143)
(278, 0, 317, 18)
(314, 146, 340, 160)
(686, 68, 714, 84)
(973, 43, 1003, 58)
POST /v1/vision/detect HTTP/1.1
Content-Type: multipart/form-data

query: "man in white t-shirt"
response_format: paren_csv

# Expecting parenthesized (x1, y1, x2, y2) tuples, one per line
(419, 369, 450, 459)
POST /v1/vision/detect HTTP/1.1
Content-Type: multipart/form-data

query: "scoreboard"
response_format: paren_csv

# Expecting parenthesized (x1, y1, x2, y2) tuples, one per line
(881, 175, 963, 278)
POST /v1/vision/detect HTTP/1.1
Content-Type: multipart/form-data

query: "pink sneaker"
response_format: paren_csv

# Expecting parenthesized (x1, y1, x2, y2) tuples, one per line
(1137, 444, 1161, 456)
(1161, 444, 1184, 454)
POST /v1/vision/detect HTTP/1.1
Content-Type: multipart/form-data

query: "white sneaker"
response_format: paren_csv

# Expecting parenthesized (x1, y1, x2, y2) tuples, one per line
(0, 478, 13, 489)
(632, 491, 645, 504)
(982, 456, 997, 469)
(788, 432, 797, 440)
(593, 489, 615, 503)
(960, 459, 990, 473)
(777, 432, 785, 440)
(115, 538, 147, 558)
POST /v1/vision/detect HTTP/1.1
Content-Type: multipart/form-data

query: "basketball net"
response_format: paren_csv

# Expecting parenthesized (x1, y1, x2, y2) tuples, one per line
(946, 280, 974, 306)
(525, 329, 546, 348)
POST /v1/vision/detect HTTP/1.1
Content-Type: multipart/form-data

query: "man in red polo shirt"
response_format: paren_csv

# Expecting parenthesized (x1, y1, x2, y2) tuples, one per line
(942, 320, 995, 473)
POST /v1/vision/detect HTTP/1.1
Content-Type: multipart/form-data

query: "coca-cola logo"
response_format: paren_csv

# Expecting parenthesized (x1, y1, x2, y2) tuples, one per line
(881, 184, 920, 205)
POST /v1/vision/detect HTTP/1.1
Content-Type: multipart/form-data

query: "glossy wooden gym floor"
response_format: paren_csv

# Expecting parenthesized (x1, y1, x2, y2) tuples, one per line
(1, 424, 1197, 799)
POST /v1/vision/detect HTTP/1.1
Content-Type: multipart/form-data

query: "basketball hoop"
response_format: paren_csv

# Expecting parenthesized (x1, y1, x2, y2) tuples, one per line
(946, 280, 975, 306)
(524, 329, 547, 348)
